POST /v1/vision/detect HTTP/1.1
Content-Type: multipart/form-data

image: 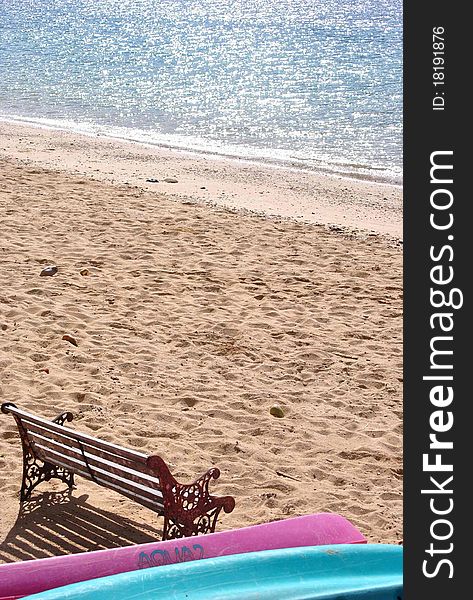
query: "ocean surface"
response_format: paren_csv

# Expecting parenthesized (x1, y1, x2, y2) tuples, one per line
(0, 0, 402, 183)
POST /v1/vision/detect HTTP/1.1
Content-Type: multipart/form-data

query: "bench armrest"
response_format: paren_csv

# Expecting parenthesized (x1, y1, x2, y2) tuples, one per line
(147, 455, 235, 539)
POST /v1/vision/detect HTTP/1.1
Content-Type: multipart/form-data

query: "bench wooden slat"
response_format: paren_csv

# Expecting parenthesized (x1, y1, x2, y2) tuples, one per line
(48, 454, 165, 514)
(28, 430, 164, 498)
(10, 407, 148, 464)
(32, 440, 165, 509)
(24, 421, 160, 480)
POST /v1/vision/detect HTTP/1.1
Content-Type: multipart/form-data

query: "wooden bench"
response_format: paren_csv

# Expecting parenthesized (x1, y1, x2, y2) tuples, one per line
(1, 402, 235, 540)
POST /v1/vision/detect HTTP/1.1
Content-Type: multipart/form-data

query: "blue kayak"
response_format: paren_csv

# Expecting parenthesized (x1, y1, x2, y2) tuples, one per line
(24, 544, 403, 600)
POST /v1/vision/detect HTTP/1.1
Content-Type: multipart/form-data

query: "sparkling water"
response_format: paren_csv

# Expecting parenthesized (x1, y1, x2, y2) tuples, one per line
(0, 0, 402, 183)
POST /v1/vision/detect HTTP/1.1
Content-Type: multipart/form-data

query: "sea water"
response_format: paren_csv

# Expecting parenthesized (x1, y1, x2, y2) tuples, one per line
(0, 0, 402, 183)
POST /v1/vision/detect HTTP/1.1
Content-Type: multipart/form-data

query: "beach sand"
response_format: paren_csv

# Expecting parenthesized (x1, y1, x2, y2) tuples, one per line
(0, 123, 402, 563)
(0, 122, 402, 238)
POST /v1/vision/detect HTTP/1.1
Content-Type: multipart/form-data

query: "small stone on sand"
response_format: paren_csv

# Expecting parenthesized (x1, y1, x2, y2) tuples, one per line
(40, 265, 58, 276)
(164, 177, 178, 184)
(62, 334, 78, 346)
(270, 404, 285, 418)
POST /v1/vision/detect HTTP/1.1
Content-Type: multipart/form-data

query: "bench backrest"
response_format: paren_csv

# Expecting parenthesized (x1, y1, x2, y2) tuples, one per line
(4, 404, 165, 514)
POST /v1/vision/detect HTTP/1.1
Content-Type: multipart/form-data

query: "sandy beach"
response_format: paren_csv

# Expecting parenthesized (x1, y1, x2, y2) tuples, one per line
(0, 122, 402, 564)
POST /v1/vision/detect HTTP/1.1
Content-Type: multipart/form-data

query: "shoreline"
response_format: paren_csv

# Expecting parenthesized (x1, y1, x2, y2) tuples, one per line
(0, 121, 403, 240)
(0, 115, 403, 186)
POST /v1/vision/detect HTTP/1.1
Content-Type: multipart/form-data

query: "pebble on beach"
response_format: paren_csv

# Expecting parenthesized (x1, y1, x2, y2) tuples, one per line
(62, 334, 78, 346)
(40, 265, 58, 276)
(163, 177, 178, 184)
(269, 404, 285, 418)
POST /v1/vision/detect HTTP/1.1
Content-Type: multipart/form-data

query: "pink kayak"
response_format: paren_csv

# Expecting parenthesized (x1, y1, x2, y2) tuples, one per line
(0, 513, 365, 600)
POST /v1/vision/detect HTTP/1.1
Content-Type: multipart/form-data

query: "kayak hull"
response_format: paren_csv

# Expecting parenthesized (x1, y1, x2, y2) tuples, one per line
(23, 544, 403, 600)
(0, 513, 365, 599)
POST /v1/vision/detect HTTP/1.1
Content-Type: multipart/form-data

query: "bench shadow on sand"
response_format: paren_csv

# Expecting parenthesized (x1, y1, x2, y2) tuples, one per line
(0, 489, 162, 563)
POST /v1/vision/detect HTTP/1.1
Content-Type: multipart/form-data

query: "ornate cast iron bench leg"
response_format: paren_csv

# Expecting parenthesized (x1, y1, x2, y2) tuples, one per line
(147, 455, 236, 540)
(1, 403, 75, 501)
